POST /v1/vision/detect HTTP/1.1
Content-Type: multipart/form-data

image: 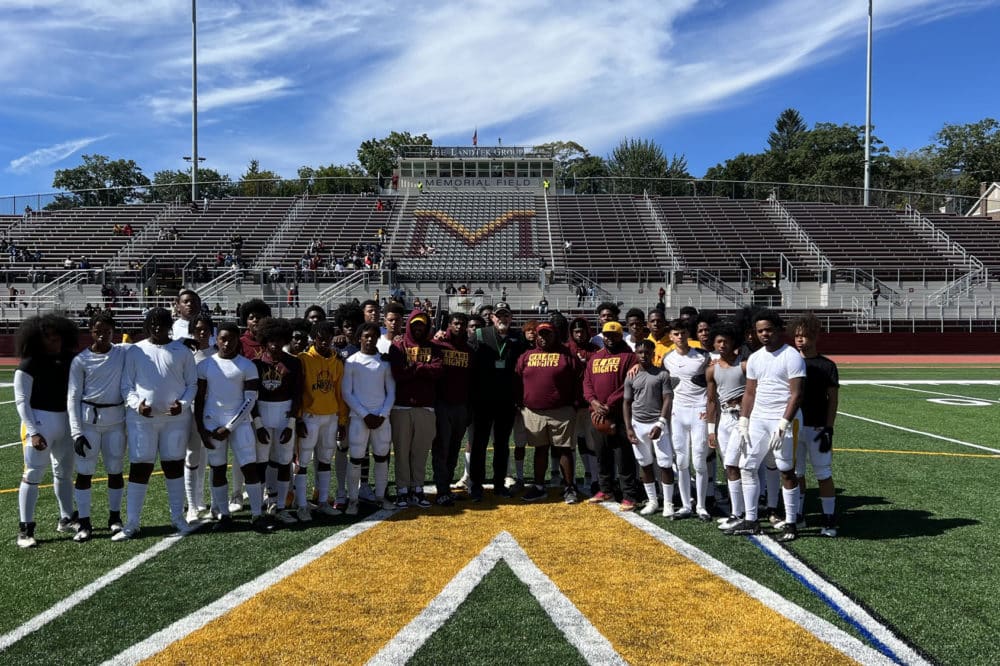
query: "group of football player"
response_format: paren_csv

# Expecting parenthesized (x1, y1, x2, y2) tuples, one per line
(13, 289, 839, 548)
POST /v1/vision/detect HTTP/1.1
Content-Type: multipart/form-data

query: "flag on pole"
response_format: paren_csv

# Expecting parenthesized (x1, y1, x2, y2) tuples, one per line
(472, 128, 478, 146)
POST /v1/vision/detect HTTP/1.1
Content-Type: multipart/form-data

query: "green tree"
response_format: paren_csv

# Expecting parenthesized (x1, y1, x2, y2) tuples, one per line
(147, 168, 234, 203)
(532, 140, 609, 191)
(356, 131, 432, 177)
(930, 118, 1000, 199)
(768, 108, 807, 153)
(50, 154, 151, 207)
(239, 159, 285, 197)
(298, 163, 371, 194)
(607, 138, 689, 194)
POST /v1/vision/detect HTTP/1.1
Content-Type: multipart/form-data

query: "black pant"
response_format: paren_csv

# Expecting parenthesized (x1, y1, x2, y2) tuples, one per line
(471, 403, 515, 492)
(433, 401, 469, 495)
(592, 419, 639, 501)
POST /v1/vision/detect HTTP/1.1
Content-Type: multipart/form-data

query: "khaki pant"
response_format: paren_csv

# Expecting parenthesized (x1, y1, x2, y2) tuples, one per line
(390, 408, 436, 492)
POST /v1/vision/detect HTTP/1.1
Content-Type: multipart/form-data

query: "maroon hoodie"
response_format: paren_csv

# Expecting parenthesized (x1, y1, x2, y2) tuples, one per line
(435, 329, 474, 406)
(583, 341, 638, 418)
(567, 318, 599, 407)
(515, 340, 581, 411)
(388, 309, 443, 408)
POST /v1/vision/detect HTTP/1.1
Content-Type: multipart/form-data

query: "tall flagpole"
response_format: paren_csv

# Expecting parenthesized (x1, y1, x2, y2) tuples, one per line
(863, 0, 872, 206)
(192, 0, 199, 203)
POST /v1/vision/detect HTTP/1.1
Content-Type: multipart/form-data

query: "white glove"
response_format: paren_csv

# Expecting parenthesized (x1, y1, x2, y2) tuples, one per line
(737, 416, 751, 456)
(768, 418, 790, 452)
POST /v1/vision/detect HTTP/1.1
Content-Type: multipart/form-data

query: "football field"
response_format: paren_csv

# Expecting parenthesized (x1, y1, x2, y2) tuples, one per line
(0, 364, 997, 665)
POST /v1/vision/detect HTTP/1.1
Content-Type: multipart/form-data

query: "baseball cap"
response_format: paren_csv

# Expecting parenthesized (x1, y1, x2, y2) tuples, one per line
(601, 321, 624, 335)
(535, 322, 555, 333)
(493, 302, 512, 315)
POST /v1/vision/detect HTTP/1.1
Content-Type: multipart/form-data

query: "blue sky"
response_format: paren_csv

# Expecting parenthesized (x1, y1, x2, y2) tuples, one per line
(1, 0, 998, 198)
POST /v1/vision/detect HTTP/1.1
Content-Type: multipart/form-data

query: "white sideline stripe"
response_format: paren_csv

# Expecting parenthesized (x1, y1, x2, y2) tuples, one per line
(611, 507, 893, 666)
(753, 535, 931, 666)
(102, 510, 392, 665)
(368, 531, 625, 666)
(838, 412, 1000, 454)
(840, 380, 1000, 385)
(0, 534, 183, 651)
(0, 400, 13, 405)
(869, 383, 1000, 404)
(1, 441, 20, 449)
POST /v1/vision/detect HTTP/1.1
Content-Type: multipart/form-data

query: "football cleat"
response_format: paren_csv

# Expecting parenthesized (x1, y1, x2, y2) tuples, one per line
(395, 493, 410, 509)
(212, 515, 235, 533)
(435, 493, 455, 507)
(778, 523, 798, 542)
(696, 508, 713, 522)
(662, 504, 675, 520)
(345, 500, 359, 516)
(522, 485, 547, 502)
(673, 507, 693, 520)
(172, 516, 194, 536)
(56, 515, 80, 534)
(111, 525, 140, 542)
(413, 493, 432, 508)
(640, 500, 660, 516)
(820, 514, 838, 538)
(717, 516, 742, 531)
(17, 522, 37, 548)
(317, 503, 340, 517)
(73, 519, 94, 543)
(186, 508, 201, 523)
(107, 513, 124, 535)
(228, 500, 244, 514)
(296, 506, 313, 522)
(274, 509, 297, 524)
(251, 515, 276, 534)
(358, 485, 377, 504)
(767, 511, 783, 527)
(774, 514, 806, 530)
(380, 497, 397, 511)
(450, 474, 470, 491)
(563, 487, 579, 505)
(724, 519, 762, 536)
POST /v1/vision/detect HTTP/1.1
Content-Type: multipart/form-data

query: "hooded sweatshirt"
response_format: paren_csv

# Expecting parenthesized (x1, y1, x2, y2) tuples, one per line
(567, 318, 600, 408)
(583, 340, 638, 419)
(435, 329, 474, 406)
(388, 309, 443, 408)
(515, 339, 580, 411)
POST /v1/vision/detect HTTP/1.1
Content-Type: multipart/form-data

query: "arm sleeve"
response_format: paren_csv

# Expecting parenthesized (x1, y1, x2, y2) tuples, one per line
(14, 369, 38, 436)
(122, 347, 142, 411)
(66, 357, 85, 439)
(341, 362, 364, 417)
(178, 352, 198, 407)
(582, 361, 596, 404)
(379, 364, 396, 417)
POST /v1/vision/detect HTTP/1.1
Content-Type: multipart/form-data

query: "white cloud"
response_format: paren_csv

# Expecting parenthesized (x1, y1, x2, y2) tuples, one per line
(146, 78, 296, 118)
(7, 135, 109, 174)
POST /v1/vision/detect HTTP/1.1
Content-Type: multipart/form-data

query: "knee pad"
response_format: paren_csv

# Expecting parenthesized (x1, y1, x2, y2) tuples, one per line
(373, 453, 390, 463)
(23, 466, 45, 485)
(349, 456, 366, 466)
(316, 462, 331, 471)
(814, 466, 832, 481)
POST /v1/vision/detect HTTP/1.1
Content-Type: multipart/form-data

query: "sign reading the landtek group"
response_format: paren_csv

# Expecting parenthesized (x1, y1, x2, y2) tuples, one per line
(427, 146, 526, 158)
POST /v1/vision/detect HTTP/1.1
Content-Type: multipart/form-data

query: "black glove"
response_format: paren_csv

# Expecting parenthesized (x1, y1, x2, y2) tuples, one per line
(816, 427, 834, 453)
(74, 436, 92, 457)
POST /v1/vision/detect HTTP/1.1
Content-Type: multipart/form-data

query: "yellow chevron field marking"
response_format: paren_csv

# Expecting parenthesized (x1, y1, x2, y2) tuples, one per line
(142, 498, 863, 665)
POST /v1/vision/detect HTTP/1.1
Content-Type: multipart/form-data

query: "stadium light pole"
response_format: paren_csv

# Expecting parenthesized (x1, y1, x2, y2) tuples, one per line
(191, 0, 199, 203)
(863, 0, 873, 206)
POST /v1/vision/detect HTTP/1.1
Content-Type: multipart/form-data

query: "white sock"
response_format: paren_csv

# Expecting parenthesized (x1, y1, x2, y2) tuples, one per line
(275, 479, 289, 509)
(335, 449, 348, 498)
(316, 470, 331, 503)
(677, 468, 692, 509)
(727, 479, 745, 517)
(463, 450, 471, 476)
(782, 486, 799, 524)
(165, 476, 185, 520)
(54, 474, 74, 519)
(695, 470, 708, 511)
(75, 487, 92, 519)
(659, 482, 673, 508)
(211, 484, 229, 516)
(265, 465, 279, 498)
(246, 482, 263, 517)
(19, 482, 39, 523)
(347, 462, 362, 502)
(821, 496, 836, 516)
(230, 464, 245, 501)
(765, 467, 780, 510)
(374, 461, 389, 499)
(108, 486, 124, 514)
(126, 482, 148, 529)
(643, 482, 658, 507)
(294, 473, 307, 508)
(741, 469, 758, 521)
(185, 466, 199, 512)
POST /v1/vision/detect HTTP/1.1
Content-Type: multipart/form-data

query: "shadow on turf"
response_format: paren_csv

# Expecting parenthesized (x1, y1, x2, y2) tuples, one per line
(837, 494, 978, 539)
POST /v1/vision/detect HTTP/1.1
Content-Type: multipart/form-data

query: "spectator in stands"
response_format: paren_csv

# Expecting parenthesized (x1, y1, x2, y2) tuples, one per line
(269, 266, 281, 283)
(423, 298, 434, 316)
(123, 224, 133, 236)
(113, 224, 122, 236)
(287, 283, 299, 307)
(537, 297, 549, 314)
(231, 234, 244, 252)
(657, 286, 666, 306)
(576, 284, 586, 307)
(212, 303, 223, 316)
(9, 285, 17, 307)
(63, 257, 74, 270)
(458, 284, 469, 296)
(445, 283, 457, 296)
(375, 199, 384, 212)
(564, 240, 572, 253)
(473, 287, 484, 296)
(872, 285, 881, 308)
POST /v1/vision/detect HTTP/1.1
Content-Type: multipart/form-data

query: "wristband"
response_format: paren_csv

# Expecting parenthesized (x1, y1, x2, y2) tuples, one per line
(738, 416, 749, 430)
(252, 416, 264, 430)
(778, 418, 790, 431)
(707, 423, 716, 434)
(286, 417, 297, 432)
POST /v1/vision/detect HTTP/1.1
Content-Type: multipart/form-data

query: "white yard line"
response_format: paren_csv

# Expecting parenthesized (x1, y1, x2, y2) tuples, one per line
(368, 531, 625, 666)
(611, 508, 894, 665)
(102, 510, 391, 665)
(840, 380, 1000, 386)
(837, 412, 1000, 454)
(752, 535, 930, 666)
(0, 533, 186, 651)
(868, 383, 1000, 404)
